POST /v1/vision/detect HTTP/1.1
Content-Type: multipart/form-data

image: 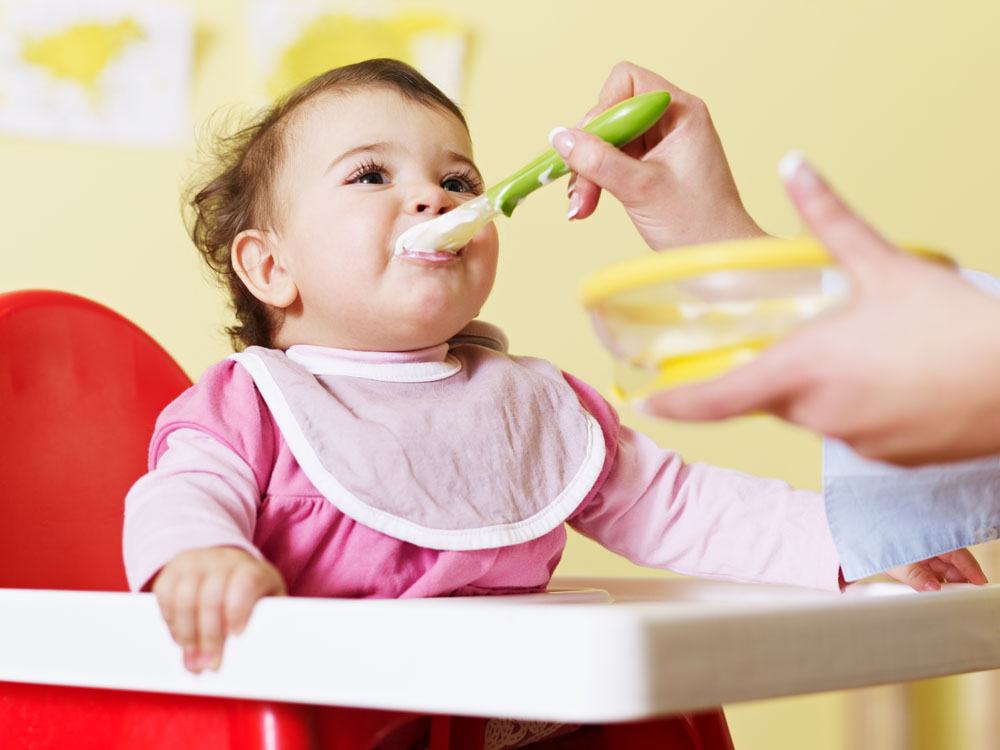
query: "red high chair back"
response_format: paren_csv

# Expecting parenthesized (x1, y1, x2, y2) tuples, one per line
(0, 290, 431, 750)
(0, 289, 192, 590)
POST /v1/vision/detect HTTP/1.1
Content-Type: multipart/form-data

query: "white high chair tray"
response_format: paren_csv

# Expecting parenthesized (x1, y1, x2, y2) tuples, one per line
(2, 577, 999, 723)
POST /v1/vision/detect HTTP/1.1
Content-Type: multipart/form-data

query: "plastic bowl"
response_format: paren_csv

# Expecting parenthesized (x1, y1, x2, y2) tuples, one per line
(580, 237, 949, 401)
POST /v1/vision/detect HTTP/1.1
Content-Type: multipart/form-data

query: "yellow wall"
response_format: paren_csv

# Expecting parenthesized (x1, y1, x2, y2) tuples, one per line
(3, 2, 998, 748)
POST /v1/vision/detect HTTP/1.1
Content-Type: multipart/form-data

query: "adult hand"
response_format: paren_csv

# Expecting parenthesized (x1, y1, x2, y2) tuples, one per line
(641, 152, 1000, 466)
(550, 61, 764, 249)
(151, 546, 287, 673)
(884, 548, 987, 592)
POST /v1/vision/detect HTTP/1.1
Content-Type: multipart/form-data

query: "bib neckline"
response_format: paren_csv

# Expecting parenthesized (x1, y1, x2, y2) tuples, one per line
(284, 343, 460, 383)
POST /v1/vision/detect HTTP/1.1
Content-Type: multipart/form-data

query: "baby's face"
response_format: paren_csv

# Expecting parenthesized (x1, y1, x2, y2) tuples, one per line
(267, 87, 499, 351)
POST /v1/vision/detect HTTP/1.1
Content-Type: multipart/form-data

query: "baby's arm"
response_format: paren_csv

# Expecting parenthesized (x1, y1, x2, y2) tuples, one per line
(569, 423, 843, 590)
(570, 423, 987, 591)
(124, 428, 285, 672)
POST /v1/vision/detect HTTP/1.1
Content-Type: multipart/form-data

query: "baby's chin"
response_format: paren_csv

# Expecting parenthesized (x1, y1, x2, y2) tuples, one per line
(389, 278, 492, 331)
(376, 313, 476, 351)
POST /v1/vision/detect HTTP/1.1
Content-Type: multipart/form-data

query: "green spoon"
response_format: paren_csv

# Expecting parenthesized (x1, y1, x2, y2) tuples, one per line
(395, 90, 671, 255)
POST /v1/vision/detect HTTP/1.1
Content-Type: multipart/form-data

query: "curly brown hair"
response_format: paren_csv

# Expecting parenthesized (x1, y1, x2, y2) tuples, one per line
(185, 58, 468, 350)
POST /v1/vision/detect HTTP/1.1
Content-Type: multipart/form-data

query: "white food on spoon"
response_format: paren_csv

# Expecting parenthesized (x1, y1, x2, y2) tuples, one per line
(394, 194, 500, 256)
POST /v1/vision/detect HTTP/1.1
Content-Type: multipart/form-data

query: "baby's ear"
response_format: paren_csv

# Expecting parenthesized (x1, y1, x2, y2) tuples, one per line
(231, 230, 298, 309)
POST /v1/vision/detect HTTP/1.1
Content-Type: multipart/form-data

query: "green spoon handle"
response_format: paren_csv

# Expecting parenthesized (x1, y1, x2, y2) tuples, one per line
(484, 90, 671, 218)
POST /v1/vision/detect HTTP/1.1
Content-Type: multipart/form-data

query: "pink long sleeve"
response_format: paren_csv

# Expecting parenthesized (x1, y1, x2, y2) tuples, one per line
(122, 428, 263, 591)
(569, 424, 844, 591)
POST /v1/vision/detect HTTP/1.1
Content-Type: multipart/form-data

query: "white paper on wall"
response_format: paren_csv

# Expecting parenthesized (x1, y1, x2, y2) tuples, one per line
(246, 0, 468, 105)
(0, 0, 192, 147)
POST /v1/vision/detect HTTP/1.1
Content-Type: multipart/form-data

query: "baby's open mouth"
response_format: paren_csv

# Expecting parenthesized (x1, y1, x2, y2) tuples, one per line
(395, 244, 466, 263)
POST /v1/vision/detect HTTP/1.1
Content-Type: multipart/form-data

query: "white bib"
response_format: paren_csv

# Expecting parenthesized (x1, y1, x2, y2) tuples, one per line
(231, 326, 605, 550)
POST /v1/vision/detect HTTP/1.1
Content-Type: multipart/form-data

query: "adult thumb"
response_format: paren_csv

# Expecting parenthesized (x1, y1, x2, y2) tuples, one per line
(778, 151, 897, 285)
(551, 127, 651, 208)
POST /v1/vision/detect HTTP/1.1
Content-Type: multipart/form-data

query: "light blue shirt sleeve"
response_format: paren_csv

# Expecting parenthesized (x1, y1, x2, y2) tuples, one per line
(823, 267, 1000, 581)
(823, 441, 1000, 580)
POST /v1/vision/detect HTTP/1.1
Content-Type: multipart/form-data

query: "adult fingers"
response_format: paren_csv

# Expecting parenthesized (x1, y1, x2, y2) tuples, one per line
(575, 101, 607, 128)
(596, 61, 680, 110)
(568, 173, 601, 221)
(563, 70, 640, 221)
(934, 550, 988, 585)
(934, 562, 971, 584)
(550, 128, 617, 220)
(552, 128, 656, 212)
(779, 152, 898, 287)
(563, 62, 681, 221)
(886, 563, 941, 592)
(635, 344, 801, 421)
(924, 557, 963, 584)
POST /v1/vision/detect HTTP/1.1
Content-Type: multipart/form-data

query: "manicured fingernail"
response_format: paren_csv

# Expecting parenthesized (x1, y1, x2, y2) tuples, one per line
(778, 150, 805, 181)
(631, 397, 654, 416)
(183, 652, 199, 672)
(567, 192, 580, 219)
(550, 127, 575, 159)
(567, 175, 577, 198)
(779, 150, 822, 191)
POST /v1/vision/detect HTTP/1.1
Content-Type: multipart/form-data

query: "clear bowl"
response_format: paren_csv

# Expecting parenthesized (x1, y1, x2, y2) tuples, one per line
(580, 237, 948, 401)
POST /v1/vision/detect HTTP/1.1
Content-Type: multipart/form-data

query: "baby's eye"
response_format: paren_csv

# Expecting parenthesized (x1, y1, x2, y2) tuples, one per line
(441, 177, 470, 193)
(347, 159, 389, 185)
(442, 171, 483, 194)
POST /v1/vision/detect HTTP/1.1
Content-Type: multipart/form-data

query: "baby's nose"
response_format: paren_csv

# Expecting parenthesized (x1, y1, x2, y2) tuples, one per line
(410, 184, 454, 216)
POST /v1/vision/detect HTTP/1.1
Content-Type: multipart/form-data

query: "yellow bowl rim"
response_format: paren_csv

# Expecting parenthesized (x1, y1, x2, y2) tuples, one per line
(580, 236, 948, 307)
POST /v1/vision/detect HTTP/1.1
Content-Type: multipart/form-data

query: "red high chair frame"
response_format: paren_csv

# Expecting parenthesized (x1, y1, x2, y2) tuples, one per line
(0, 290, 732, 750)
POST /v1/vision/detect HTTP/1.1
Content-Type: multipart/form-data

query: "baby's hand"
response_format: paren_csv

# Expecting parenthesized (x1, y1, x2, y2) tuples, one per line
(151, 547, 287, 673)
(883, 548, 988, 592)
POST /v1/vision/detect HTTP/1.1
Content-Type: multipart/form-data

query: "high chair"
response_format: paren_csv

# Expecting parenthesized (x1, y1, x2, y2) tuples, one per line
(0, 290, 734, 750)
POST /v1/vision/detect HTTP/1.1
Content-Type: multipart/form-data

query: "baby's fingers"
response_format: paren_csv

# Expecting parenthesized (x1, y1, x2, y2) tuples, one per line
(195, 570, 231, 671)
(161, 573, 204, 669)
(223, 559, 287, 638)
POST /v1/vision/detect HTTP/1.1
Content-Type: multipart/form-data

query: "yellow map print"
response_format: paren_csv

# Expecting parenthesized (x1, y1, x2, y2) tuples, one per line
(268, 13, 462, 98)
(21, 18, 143, 93)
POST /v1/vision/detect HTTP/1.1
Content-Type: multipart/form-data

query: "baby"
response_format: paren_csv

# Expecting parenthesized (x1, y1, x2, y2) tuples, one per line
(123, 59, 985, 687)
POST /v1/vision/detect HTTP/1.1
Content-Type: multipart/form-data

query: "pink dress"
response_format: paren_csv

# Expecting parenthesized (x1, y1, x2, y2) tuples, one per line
(123, 322, 841, 595)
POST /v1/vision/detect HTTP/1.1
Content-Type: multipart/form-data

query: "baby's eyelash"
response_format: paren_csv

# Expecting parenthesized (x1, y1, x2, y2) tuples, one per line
(446, 168, 484, 194)
(345, 160, 482, 193)
(346, 159, 389, 184)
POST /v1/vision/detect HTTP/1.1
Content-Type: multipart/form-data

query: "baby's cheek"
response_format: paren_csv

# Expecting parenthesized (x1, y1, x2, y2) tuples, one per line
(475, 228, 500, 279)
